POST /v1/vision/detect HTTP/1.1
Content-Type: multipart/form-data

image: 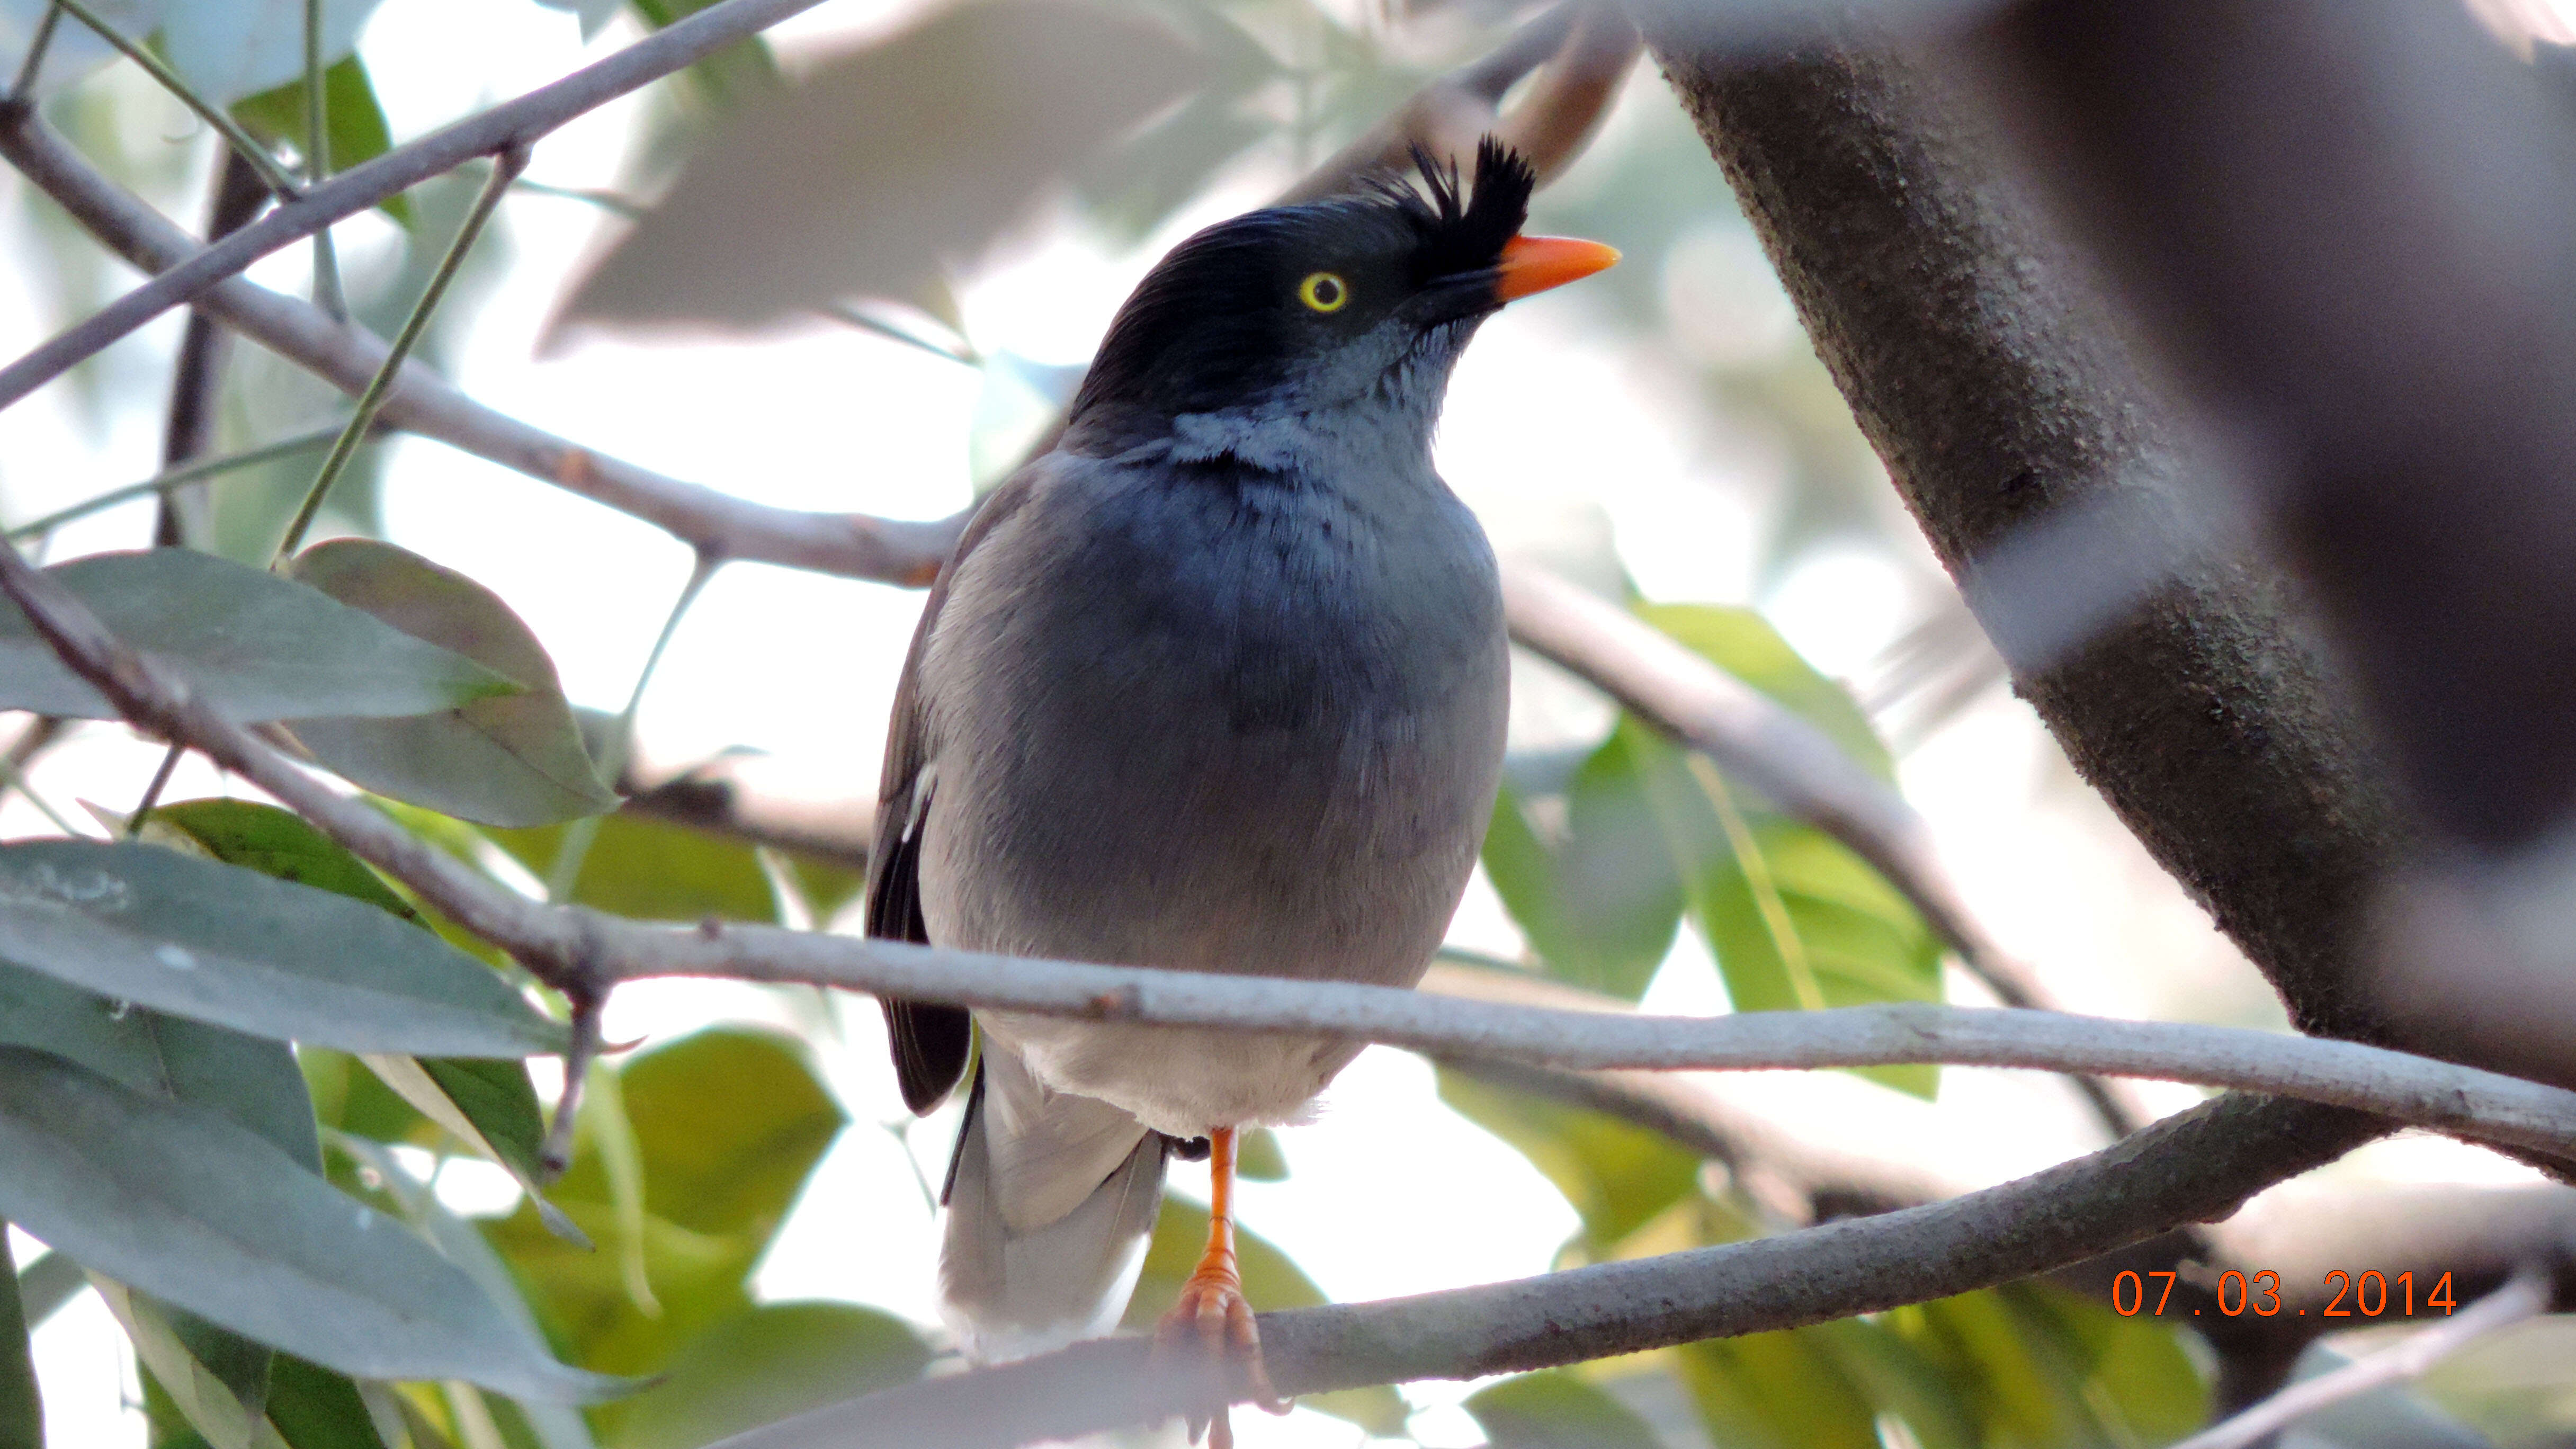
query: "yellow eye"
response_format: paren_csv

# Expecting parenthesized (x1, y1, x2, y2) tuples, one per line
(1298, 272, 1349, 313)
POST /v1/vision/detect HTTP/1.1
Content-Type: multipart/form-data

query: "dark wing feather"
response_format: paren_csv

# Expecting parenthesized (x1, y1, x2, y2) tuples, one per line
(869, 474, 1044, 1115)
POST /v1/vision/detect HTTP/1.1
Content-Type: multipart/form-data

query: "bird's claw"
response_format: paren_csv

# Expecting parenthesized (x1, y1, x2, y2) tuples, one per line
(1154, 1268, 1289, 1447)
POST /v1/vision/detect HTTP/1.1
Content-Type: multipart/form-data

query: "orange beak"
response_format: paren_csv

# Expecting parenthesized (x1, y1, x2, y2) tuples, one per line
(1494, 234, 1621, 302)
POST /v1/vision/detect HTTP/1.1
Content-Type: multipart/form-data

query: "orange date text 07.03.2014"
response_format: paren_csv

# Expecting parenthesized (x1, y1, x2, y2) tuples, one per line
(2111, 1269, 2459, 1319)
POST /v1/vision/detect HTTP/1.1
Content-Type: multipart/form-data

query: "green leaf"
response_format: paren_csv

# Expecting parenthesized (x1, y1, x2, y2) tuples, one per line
(0, 1221, 38, 1449)
(1437, 1068, 1700, 1259)
(1464, 1370, 1663, 1449)
(1635, 603, 1893, 782)
(262, 1356, 395, 1449)
(623, 0, 780, 108)
(489, 816, 775, 925)
(1890, 1285, 2207, 1448)
(609, 1029, 845, 1241)
(104, 1282, 284, 1449)
(485, 1030, 845, 1394)
(0, 839, 562, 1058)
(2026, 1285, 2208, 1442)
(0, 954, 312, 1443)
(0, 550, 516, 722)
(1680, 1328, 1881, 1449)
(231, 57, 411, 225)
(147, 802, 565, 1222)
(287, 541, 618, 828)
(147, 799, 420, 925)
(1620, 723, 1944, 1097)
(780, 853, 865, 926)
(360, 1055, 586, 1248)
(603, 1303, 930, 1449)
(0, 959, 319, 1169)
(1805, 1316, 1977, 1449)
(1121, 1199, 1407, 1435)
(321, 1137, 598, 1449)
(1235, 1126, 1287, 1183)
(1483, 733, 1688, 1003)
(0, 1046, 624, 1402)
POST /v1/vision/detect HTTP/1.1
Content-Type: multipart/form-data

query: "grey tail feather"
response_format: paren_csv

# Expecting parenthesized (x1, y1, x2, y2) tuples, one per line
(937, 1049, 1167, 1362)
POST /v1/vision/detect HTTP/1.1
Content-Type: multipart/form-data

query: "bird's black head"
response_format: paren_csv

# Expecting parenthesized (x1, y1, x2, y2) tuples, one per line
(1063, 139, 1613, 457)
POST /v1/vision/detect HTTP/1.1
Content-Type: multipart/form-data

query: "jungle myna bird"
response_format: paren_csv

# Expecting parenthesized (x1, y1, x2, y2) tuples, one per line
(867, 138, 1616, 1444)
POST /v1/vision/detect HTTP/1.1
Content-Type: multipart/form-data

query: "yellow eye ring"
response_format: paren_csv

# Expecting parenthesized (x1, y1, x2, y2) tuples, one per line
(1298, 272, 1349, 312)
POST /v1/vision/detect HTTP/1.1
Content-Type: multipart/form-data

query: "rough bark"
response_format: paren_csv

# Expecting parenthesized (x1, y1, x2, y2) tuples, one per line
(1642, 35, 2414, 1053)
(1992, 0, 2576, 856)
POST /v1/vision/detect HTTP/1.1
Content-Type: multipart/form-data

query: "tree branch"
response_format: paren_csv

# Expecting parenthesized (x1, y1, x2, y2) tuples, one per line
(701, 1093, 2382, 1449)
(4, 536, 2568, 1162)
(0, 0, 834, 411)
(1277, 0, 1641, 203)
(615, 755, 872, 872)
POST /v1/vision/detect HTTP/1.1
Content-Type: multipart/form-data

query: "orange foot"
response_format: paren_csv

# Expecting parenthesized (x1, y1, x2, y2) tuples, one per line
(1155, 1267, 1285, 1448)
(1151, 1128, 1290, 1448)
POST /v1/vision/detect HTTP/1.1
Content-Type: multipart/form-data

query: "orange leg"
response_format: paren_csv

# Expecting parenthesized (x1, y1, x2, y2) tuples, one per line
(1153, 1127, 1287, 1447)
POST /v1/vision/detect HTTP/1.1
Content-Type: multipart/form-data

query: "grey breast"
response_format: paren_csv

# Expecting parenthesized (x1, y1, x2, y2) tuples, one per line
(915, 445, 1508, 991)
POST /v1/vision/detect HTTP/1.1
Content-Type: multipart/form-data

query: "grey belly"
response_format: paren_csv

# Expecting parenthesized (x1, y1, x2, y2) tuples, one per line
(913, 475, 1506, 1134)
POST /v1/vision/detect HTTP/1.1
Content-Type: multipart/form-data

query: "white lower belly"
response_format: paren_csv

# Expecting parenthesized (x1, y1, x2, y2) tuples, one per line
(979, 1011, 1366, 1138)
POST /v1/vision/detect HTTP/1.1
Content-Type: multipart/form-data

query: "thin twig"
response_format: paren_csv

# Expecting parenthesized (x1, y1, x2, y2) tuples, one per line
(126, 740, 181, 837)
(7, 2, 63, 104)
(1277, 0, 1634, 203)
(507, 176, 646, 219)
(274, 147, 526, 562)
(303, 0, 347, 323)
(49, 0, 302, 199)
(539, 987, 604, 1178)
(543, 548, 721, 899)
(7, 424, 346, 541)
(2169, 1267, 2556, 1449)
(815, 301, 979, 367)
(0, 0, 833, 410)
(155, 149, 271, 548)
(0, 733, 83, 839)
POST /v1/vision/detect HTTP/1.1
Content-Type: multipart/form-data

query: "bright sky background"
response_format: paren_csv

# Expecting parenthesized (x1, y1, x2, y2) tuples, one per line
(1, 2, 2561, 1446)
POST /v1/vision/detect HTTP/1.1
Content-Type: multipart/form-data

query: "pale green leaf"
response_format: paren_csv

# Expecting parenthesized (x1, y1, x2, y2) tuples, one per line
(605, 1303, 931, 1449)
(0, 1046, 625, 1402)
(0, 1220, 37, 1449)
(0, 839, 561, 1058)
(0, 550, 514, 722)
(1465, 1370, 1663, 1449)
(287, 541, 617, 828)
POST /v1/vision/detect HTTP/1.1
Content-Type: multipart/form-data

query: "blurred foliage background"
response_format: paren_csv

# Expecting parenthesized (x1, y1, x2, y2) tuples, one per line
(2, 0, 2574, 1446)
